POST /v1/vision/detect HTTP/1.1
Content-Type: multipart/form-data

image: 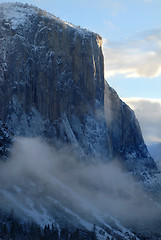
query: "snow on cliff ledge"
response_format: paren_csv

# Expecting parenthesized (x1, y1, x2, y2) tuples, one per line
(0, 3, 36, 30)
(0, 2, 97, 37)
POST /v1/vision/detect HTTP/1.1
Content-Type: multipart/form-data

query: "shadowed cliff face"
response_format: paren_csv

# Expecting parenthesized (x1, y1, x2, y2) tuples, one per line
(0, 120, 13, 158)
(0, 3, 157, 174)
(104, 83, 157, 174)
(0, 3, 104, 122)
(0, 3, 111, 161)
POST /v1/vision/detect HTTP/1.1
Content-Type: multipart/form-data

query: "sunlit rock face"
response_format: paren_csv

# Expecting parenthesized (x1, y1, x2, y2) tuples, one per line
(0, 3, 156, 174)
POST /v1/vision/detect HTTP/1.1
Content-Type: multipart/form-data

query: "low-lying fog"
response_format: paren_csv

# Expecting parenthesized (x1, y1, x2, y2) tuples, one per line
(0, 137, 161, 230)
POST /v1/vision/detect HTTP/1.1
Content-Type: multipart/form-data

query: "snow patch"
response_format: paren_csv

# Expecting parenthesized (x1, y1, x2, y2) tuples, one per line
(0, 3, 36, 30)
(0, 2, 97, 38)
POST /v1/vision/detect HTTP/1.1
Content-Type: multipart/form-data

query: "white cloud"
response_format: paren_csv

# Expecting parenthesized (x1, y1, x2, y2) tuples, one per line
(103, 29, 161, 78)
(123, 98, 161, 144)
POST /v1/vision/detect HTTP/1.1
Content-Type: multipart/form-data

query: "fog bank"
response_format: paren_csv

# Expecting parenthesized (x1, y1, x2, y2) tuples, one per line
(0, 137, 160, 230)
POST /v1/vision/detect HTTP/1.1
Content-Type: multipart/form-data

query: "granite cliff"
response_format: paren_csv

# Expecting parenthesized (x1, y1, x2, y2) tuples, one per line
(0, 2, 110, 161)
(0, 3, 156, 175)
(1, 3, 161, 239)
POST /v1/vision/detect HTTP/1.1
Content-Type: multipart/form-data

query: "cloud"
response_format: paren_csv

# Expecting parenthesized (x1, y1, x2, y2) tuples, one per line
(103, 28, 161, 78)
(123, 98, 161, 144)
(0, 137, 161, 230)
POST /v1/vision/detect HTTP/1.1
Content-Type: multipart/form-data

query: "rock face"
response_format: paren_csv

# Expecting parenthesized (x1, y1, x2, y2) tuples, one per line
(0, 120, 13, 158)
(105, 83, 156, 174)
(0, 3, 156, 175)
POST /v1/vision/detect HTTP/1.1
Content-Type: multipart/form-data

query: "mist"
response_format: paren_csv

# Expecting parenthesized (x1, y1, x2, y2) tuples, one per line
(0, 137, 161, 230)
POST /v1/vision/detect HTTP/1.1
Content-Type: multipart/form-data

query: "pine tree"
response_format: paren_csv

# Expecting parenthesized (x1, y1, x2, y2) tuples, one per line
(60, 228, 69, 240)
(90, 224, 97, 240)
(51, 224, 59, 240)
(2, 223, 8, 239)
(70, 229, 80, 240)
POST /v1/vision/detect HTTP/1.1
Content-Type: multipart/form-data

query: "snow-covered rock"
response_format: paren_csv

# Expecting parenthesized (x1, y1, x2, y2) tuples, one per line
(0, 3, 161, 238)
(0, 120, 13, 158)
(0, 2, 156, 178)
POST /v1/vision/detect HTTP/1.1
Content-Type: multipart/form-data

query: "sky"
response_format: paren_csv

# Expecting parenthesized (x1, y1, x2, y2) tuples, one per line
(0, 0, 161, 144)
